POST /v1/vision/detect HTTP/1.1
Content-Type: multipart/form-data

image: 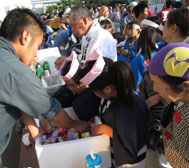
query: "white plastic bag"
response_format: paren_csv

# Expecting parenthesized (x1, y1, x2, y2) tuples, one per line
(41, 75, 64, 96)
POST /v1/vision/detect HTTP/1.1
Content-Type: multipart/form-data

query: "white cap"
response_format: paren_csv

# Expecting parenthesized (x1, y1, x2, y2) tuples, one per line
(127, 1, 138, 9)
(117, 41, 125, 48)
(63, 7, 71, 18)
(143, 19, 159, 28)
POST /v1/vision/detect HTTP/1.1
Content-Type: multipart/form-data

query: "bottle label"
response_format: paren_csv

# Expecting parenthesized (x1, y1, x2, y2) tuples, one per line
(86, 154, 102, 168)
(43, 61, 50, 70)
(44, 70, 50, 76)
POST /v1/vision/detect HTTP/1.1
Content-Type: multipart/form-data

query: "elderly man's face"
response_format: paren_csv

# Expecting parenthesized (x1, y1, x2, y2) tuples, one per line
(69, 13, 88, 37)
(99, 6, 109, 19)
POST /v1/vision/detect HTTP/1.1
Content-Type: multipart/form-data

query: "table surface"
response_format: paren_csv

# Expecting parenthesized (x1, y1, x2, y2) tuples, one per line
(19, 129, 39, 168)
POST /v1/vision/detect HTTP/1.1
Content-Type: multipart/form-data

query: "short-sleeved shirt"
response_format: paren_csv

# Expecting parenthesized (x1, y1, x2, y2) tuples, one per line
(0, 37, 61, 156)
(72, 88, 100, 121)
(100, 95, 149, 166)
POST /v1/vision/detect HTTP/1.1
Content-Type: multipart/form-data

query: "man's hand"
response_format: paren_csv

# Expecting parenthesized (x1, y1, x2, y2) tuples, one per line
(146, 94, 160, 109)
(54, 56, 67, 70)
(92, 124, 113, 138)
(59, 46, 65, 50)
(29, 127, 43, 145)
(73, 120, 88, 133)
(20, 112, 43, 145)
(39, 119, 52, 131)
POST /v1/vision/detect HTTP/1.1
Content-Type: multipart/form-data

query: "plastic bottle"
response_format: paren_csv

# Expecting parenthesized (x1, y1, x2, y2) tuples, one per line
(35, 62, 43, 70)
(86, 153, 102, 168)
(43, 61, 51, 76)
(36, 63, 44, 79)
(44, 69, 50, 76)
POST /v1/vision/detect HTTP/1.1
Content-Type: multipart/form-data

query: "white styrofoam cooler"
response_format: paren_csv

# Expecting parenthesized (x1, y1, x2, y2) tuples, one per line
(35, 108, 111, 168)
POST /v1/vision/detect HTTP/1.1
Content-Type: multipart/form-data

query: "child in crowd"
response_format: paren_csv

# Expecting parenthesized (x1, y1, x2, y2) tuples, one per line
(43, 18, 55, 48)
(40, 51, 100, 130)
(143, 16, 161, 29)
(143, 16, 165, 50)
(77, 49, 149, 168)
(53, 51, 100, 121)
(112, 32, 125, 61)
(121, 21, 141, 63)
(100, 19, 114, 34)
(131, 27, 158, 93)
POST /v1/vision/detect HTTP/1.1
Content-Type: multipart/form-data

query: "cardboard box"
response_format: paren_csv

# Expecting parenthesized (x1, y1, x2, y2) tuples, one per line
(35, 108, 111, 168)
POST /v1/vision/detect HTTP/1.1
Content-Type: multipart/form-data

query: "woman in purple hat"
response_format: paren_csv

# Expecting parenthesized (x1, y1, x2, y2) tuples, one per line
(149, 43, 189, 168)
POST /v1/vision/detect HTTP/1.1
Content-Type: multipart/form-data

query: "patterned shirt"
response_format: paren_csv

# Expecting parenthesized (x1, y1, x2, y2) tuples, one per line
(161, 102, 189, 167)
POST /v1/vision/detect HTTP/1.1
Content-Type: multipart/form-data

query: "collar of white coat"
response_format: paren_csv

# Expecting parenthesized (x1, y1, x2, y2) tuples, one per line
(82, 21, 100, 44)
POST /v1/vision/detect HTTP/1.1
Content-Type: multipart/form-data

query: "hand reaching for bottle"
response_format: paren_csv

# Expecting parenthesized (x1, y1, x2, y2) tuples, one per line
(54, 56, 67, 70)
(73, 120, 88, 133)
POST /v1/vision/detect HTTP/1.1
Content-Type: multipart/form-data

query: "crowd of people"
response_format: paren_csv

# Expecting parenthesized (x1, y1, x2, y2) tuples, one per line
(0, 0, 188, 168)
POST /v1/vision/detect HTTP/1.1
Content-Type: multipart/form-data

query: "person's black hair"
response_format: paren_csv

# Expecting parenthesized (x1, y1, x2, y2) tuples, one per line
(70, 5, 92, 20)
(134, 3, 148, 18)
(58, 11, 64, 18)
(60, 61, 81, 84)
(161, 76, 186, 94)
(157, 29, 163, 36)
(171, 1, 183, 9)
(138, 27, 158, 60)
(167, 8, 189, 37)
(112, 32, 125, 44)
(78, 58, 136, 105)
(100, 19, 112, 30)
(139, 1, 149, 8)
(127, 20, 141, 29)
(165, 0, 174, 8)
(47, 13, 53, 20)
(0, 7, 46, 42)
(132, 6, 136, 15)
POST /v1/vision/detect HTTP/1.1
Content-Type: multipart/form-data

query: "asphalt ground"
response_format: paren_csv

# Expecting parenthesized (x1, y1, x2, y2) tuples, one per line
(2, 126, 22, 168)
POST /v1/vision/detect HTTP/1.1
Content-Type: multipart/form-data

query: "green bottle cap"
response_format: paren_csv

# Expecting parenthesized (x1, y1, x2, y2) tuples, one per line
(43, 61, 50, 70)
(35, 63, 43, 70)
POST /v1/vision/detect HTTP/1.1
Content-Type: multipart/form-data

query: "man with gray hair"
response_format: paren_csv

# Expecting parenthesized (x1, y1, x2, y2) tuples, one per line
(98, 5, 110, 21)
(55, 5, 117, 69)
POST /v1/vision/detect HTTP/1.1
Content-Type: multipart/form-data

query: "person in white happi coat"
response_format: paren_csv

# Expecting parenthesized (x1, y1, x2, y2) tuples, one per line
(55, 5, 117, 70)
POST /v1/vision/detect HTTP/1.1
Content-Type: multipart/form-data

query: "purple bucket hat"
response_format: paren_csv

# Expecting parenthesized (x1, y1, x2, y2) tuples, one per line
(149, 43, 189, 80)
